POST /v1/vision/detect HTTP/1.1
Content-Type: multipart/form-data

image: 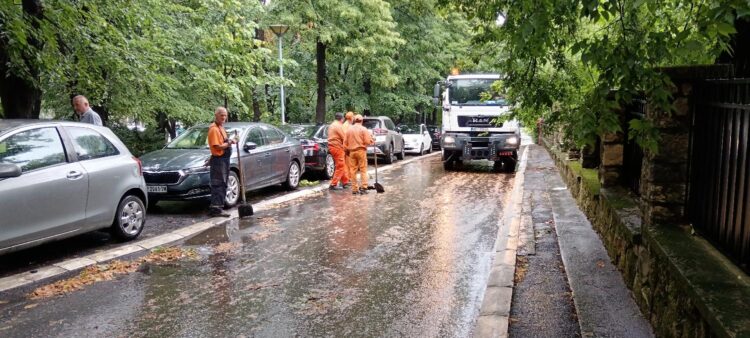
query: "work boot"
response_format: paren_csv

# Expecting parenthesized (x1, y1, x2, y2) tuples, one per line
(208, 207, 230, 218)
(359, 189, 368, 195)
(329, 185, 343, 191)
(352, 190, 360, 195)
(342, 182, 351, 189)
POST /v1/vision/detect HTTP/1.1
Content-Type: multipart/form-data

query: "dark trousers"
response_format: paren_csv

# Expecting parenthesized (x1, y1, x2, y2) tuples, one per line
(209, 155, 230, 209)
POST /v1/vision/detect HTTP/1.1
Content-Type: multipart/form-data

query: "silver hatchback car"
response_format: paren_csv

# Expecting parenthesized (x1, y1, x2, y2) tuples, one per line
(0, 120, 148, 255)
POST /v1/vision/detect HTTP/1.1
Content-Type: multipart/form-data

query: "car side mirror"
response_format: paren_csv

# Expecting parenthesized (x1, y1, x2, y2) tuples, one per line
(433, 83, 440, 98)
(243, 142, 258, 152)
(0, 163, 22, 179)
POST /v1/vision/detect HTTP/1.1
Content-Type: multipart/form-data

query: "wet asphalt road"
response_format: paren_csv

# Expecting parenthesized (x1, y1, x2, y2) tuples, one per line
(1, 155, 516, 337)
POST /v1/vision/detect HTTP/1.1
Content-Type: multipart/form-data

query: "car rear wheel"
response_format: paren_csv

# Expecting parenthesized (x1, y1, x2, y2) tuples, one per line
(418, 144, 424, 155)
(384, 144, 395, 164)
(224, 171, 240, 208)
(323, 153, 335, 179)
(396, 142, 405, 160)
(284, 161, 301, 190)
(110, 195, 146, 241)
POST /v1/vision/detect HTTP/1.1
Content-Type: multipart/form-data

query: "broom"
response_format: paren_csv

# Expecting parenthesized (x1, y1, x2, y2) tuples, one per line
(235, 131, 253, 217)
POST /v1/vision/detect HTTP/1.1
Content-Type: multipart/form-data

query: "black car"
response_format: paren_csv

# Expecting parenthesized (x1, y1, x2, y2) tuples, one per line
(427, 125, 442, 149)
(280, 124, 334, 179)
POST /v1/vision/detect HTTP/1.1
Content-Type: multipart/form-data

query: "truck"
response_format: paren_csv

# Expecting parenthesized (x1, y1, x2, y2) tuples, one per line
(433, 73, 520, 172)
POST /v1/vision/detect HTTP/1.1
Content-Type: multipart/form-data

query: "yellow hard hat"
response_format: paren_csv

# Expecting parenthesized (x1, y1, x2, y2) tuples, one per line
(354, 114, 364, 122)
(345, 111, 354, 120)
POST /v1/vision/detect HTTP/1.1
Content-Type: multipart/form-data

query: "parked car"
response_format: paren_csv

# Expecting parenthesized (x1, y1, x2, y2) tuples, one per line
(0, 120, 148, 255)
(139, 122, 305, 208)
(399, 123, 433, 155)
(363, 116, 404, 164)
(279, 124, 334, 179)
(427, 125, 442, 150)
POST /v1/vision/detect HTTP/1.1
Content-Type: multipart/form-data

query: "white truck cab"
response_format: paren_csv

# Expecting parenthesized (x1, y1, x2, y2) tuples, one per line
(434, 73, 520, 172)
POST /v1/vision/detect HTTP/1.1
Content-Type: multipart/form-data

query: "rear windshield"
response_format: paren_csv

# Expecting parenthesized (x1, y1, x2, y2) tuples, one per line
(280, 125, 318, 139)
(363, 120, 381, 129)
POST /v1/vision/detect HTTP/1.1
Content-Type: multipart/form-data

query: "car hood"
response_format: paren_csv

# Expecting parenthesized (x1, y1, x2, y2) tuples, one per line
(140, 149, 211, 172)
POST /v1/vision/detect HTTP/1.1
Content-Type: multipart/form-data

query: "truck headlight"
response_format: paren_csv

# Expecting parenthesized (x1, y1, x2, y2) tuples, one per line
(443, 136, 456, 144)
(506, 136, 519, 145)
(375, 135, 387, 143)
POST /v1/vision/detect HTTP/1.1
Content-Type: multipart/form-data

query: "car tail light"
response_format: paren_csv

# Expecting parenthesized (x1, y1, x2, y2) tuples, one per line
(304, 143, 320, 151)
(133, 156, 143, 176)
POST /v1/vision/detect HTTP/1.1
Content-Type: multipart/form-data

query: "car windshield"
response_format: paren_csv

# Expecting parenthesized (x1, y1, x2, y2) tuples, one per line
(399, 125, 420, 134)
(166, 126, 244, 149)
(279, 125, 318, 139)
(448, 79, 507, 106)
(363, 120, 381, 129)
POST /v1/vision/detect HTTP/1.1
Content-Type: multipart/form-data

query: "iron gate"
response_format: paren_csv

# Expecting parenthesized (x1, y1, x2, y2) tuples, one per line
(688, 78, 750, 272)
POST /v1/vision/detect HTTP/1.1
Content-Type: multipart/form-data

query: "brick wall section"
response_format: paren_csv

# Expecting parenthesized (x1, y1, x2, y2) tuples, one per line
(600, 127, 625, 187)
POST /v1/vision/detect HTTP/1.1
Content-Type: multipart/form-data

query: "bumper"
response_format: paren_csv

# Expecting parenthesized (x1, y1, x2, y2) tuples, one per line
(145, 172, 211, 201)
(304, 155, 326, 172)
(441, 133, 520, 161)
(366, 145, 386, 158)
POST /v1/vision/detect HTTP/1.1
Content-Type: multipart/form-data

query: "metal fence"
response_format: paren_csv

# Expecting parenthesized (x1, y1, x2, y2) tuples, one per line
(623, 99, 646, 196)
(688, 78, 750, 272)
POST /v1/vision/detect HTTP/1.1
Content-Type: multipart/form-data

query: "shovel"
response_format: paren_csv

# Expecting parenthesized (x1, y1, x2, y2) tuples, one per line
(372, 146, 385, 193)
(234, 132, 253, 218)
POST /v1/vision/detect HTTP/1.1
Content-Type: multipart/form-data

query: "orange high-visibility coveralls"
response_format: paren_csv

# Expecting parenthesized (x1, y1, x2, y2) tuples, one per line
(342, 112, 354, 183)
(344, 120, 374, 192)
(328, 119, 349, 187)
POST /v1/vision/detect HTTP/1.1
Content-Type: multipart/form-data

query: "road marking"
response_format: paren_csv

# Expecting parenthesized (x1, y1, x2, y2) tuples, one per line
(474, 144, 529, 338)
(0, 152, 441, 293)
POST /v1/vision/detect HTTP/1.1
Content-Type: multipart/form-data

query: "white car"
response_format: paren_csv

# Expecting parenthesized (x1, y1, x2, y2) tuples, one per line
(399, 123, 433, 155)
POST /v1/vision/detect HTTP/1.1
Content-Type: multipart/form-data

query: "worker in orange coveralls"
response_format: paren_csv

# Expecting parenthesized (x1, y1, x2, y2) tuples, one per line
(341, 111, 355, 184)
(327, 112, 350, 190)
(344, 114, 374, 195)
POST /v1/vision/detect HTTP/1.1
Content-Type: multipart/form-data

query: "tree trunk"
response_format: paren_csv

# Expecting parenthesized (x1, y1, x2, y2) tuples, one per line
(362, 78, 371, 116)
(0, 0, 44, 119)
(315, 40, 327, 124)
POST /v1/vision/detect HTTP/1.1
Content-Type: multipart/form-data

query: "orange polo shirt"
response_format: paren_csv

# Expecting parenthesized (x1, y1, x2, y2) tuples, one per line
(344, 124, 374, 151)
(207, 122, 228, 156)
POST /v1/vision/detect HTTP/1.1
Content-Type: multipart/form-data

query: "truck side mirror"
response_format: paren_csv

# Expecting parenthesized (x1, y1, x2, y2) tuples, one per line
(433, 83, 441, 98)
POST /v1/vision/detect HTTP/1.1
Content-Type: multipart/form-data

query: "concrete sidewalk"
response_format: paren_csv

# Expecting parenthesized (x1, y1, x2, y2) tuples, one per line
(520, 144, 653, 338)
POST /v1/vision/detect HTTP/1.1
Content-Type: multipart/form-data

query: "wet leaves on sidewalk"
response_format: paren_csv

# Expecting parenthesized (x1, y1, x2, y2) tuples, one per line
(28, 247, 196, 300)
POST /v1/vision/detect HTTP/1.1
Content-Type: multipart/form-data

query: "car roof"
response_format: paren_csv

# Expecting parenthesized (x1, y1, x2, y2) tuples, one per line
(0, 119, 107, 134)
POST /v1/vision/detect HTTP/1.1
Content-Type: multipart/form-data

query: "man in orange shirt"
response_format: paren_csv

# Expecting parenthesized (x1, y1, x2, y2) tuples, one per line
(207, 107, 236, 217)
(344, 114, 374, 194)
(327, 112, 350, 190)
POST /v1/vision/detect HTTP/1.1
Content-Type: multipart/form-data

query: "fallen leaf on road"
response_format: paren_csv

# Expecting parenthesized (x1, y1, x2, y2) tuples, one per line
(23, 303, 38, 309)
(0, 300, 7, 305)
(28, 247, 196, 300)
(596, 260, 605, 268)
(214, 242, 241, 254)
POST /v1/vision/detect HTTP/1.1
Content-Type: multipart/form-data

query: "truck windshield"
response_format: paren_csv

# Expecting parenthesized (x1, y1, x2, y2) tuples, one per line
(448, 79, 507, 106)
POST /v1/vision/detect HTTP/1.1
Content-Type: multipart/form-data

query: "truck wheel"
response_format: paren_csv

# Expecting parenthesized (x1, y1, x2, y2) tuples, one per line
(504, 158, 517, 173)
(384, 145, 395, 164)
(493, 161, 504, 173)
(443, 160, 455, 171)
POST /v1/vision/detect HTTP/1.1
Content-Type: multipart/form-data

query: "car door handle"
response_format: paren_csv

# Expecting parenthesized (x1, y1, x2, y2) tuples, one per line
(285, 148, 290, 152)
(264, 153, 271, 157)
(67, 170, 84, 180)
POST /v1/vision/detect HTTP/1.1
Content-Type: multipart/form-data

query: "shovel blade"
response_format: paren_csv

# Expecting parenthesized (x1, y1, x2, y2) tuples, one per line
(238, 203, 254, 218)
(374, 183, 385, 193)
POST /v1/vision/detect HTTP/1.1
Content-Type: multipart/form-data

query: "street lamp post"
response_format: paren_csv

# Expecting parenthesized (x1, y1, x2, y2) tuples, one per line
(270, 24, 289, 124)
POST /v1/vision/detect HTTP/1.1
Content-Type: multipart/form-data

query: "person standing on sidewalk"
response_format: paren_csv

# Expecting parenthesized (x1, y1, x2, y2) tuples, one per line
(207, 107, 236, 217)
(327, 112, 350, 190)
(344, 114, 374, 195)
(72, 95, 103, 126)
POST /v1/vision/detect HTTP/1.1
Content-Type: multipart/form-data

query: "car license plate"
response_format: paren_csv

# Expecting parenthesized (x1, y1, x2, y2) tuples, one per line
(147, 185, 167, 193)
(471, 127, 489, 132)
